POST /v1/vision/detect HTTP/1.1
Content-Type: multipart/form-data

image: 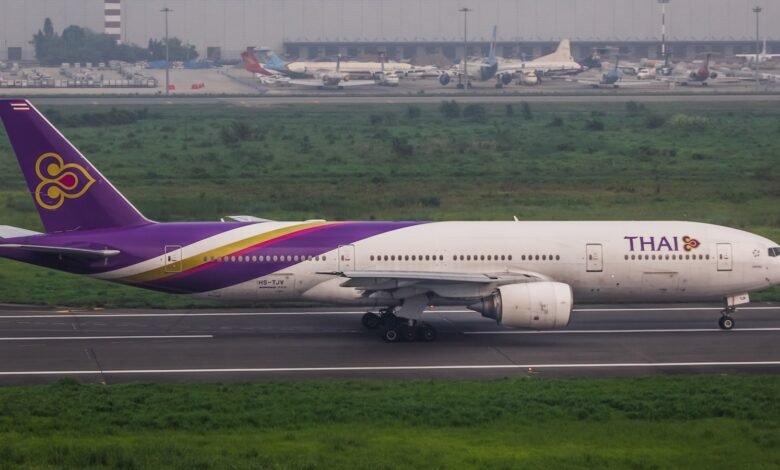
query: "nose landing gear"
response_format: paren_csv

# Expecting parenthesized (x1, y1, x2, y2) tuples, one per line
(718, 306, 736, 330)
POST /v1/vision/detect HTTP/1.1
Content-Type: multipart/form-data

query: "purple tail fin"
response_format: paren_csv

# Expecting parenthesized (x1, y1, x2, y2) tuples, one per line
(0, 100, 150, 233)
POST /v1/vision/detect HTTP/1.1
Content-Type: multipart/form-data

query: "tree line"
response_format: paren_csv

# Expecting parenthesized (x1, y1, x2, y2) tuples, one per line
(32, 18, 199, 65)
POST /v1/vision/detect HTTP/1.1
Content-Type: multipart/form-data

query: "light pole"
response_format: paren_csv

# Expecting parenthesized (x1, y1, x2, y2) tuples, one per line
(657, 0, 670, 60)
(161, 7, 173, 94)
(753, 6, 762, 88)
(459, 7, 472, 91)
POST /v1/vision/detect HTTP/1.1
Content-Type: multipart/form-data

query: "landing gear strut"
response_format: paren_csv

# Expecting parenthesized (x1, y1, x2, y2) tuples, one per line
(362, 308, 437, 342)
(718, 306, 736, 330)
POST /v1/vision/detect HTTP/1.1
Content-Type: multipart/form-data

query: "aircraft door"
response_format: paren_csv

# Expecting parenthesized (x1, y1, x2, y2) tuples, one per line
(586, 244, 603, 272)
(717, 243, 733, 271)
(338, 245, 355, 271)
(164, 245, 183, 273)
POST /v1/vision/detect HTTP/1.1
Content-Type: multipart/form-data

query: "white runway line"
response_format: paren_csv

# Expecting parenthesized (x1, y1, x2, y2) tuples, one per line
(0, 361, 779, 376)
(0, 306, 776, 320)
(0, 335, 213, 341)
(464, 328, 780, 335)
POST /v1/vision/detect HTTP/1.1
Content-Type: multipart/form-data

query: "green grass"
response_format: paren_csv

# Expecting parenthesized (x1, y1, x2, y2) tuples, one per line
(0, 376, 778, 469)
(0, 101, 778, 307)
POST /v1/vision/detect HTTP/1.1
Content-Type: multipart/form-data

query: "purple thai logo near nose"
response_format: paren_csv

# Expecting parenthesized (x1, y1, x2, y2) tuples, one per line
(34, 153, 96, 210)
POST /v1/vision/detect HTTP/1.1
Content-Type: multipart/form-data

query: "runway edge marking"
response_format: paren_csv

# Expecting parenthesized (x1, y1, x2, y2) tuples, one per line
(1, 361, 780, 376)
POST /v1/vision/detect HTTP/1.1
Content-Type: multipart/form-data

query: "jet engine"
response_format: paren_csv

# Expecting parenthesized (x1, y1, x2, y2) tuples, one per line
(500, 73, 513, 85)
(439, 73, 451, 86)
(710, 71, 718, 79)
(689, 71, 698, 80)
(468, 282, 572, 329)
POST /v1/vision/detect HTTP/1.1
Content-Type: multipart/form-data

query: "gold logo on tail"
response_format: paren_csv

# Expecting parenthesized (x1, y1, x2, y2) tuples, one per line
(34, 153, 96, 210)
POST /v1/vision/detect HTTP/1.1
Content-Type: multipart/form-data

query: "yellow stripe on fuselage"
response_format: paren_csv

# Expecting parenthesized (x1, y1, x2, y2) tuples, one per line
(122, 221, 331, 285)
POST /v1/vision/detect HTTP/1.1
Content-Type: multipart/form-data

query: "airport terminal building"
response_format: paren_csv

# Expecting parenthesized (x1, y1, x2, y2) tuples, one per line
(0, 0, 778, 62)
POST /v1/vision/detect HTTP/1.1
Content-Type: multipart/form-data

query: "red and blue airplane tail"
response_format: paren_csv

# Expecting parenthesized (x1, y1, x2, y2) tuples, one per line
(0, 100, 150, 233)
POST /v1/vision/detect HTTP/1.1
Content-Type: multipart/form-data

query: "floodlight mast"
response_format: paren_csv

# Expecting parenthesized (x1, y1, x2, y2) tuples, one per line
(657, 0, 670, 60)
(161, 7, 173, 95)
(753, 6, 762, 89)
(459, 7, 472, 92)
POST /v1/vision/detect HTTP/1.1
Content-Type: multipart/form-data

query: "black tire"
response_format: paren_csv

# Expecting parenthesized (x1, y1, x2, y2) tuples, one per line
(383, 328, 400, 343)
(418, 323, 437, 342)
(380, 313, 399, 329)
(719, 316, 735, 330)
(362, 312, 380, 329)
(401, 325, 417, 342)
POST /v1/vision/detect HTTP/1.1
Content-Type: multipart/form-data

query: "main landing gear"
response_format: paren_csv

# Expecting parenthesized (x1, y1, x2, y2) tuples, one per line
(718, 306, 736, 330)
(362, 308, 437, 343)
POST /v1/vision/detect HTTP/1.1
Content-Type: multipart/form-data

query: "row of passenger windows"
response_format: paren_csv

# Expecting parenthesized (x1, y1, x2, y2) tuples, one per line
(203, 255, 327, 263)
(625, 253, 710, 261)
(369, 254, 560, 262)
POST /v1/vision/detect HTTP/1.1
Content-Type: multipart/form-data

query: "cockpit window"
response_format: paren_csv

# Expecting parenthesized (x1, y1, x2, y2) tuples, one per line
(769, 247, 780, 257)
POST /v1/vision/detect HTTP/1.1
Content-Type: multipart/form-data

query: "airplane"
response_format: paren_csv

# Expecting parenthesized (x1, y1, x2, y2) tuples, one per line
(258, 49, 413, 79)
(736, 39, 780, 63)
(438, 26, 500, 88)
(576, 59, 660, 89)
(240, 51, 291, 86)
(509, 39, 586, 78)
(241, 50, 374, 89)
(437, 27, 541, 88)
(666, 53, 720, 86)
(0, 100, 778, 342)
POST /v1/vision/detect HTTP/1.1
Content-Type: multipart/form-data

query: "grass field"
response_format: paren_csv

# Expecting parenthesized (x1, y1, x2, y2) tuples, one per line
(0, 101, 778, 307)
(0, 376, 776, 469)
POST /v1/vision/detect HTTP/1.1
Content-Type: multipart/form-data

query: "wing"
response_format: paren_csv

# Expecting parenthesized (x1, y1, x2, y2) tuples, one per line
(320, 269, 551, 299)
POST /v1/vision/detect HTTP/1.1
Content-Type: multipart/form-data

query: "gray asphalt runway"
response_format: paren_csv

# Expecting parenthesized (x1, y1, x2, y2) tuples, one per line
(25, 93, 780, 107)
(0, 303, 777, 384)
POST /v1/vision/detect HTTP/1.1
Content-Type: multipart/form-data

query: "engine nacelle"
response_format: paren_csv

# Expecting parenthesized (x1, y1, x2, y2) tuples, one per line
(468, 282, 572, 329)
(439, 73, 451, 86)
(710, 72, 718, 79)
(500, 73, 513, 85)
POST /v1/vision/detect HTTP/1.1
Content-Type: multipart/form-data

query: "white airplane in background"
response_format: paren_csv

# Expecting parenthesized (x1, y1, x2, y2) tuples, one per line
(737, 40, 780, 63)
(241, 50, 375, 90)
(259, 49, 413, 79)
(1, 101, 779, 343)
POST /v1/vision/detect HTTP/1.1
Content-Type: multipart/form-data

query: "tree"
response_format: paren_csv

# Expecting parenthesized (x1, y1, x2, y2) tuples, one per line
(43, 18, 54, 38)
(148, 38, 199, 62)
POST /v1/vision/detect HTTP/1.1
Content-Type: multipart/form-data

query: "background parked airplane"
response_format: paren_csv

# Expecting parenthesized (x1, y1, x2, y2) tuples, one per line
(257, 49, 412, 79)
(737, 39, 780, 63)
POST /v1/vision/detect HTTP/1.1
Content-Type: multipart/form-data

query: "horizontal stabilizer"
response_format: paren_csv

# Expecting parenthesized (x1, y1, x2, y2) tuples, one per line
(220, 215, 274, 223)
(0, 225, 42, 239)
(0, 244, 120, 259)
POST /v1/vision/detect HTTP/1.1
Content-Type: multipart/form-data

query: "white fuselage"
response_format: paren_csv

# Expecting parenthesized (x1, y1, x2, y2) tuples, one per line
(189, 221, 780, 306)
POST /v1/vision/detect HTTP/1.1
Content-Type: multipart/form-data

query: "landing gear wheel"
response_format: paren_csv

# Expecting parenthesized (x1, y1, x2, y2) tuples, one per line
(718, 316, 735, 330)
(380, 313, 399, 329)
(418, 323, 437, 342)
(456, 83, 465, 89)
(401, 324, 417, 342)
(383, 328, 400, 343)
(361, 312, 380, 329)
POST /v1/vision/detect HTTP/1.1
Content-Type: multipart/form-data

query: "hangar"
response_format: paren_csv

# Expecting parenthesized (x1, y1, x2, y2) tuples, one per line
(0, 0, 777, 61)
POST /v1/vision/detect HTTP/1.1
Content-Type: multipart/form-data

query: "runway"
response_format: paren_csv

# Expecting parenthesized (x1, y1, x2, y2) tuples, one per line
(0, 303, 778, 384)
(25, 93, 780, 108)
